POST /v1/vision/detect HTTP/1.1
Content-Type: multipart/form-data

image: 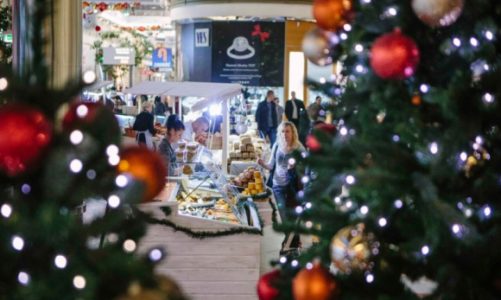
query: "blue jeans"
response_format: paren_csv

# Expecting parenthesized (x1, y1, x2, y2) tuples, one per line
(259, 127, 277, 148)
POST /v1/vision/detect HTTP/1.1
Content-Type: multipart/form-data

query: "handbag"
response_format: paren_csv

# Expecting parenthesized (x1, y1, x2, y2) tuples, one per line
(266, 146, 278, 188)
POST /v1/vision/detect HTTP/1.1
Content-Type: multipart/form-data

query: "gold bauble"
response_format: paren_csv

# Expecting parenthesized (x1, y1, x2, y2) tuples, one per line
(330, 224, 371, 273)
(411, 0, 463, 28)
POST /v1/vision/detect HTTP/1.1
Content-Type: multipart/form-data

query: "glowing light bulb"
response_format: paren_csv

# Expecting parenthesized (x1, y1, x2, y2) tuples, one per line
(485, 30, 494, 40)
(106, 145, 119, 156)
(360, 206, 369, 215)
(483, 206, 492, 217)
(21, 184, 31, 194)
(70, 159, 83, 173)
(355, 65, 365, 73)
(452, 223, 461, 235)
(429, 142, 439, 155)
(12, 236, 24, 251)
(305, 221, 313, 229)
(123, 239, 137, 252)
(55, 254, 68, 269)
(18, 271, 30, 285)
(108, 195, 121, 208)
(346, 175, 356, 185)
(387, 7, 397, 16)
(1, 204, 12, 218)
(73, 275, 86, 289)
(343, 24, 352, 31)
(394, 199, 403, 209)
(301, 176, 310, 184)
(115, 175, 128, 187)
(420, 84, 430, 93)
(340, 127, 348, 136)
(378, 217, 388, 227)
(483, 93, 494, 103)
(76, 105, 88, 118)
(295, 206, 304, 214)
(460, 152, 468, 161)
(83, 71, 96, 84)
(354, 44, 364, 52)
(452, 38, 461, 47)
(305, 202, 312, 209)
(366, 273, 375, 283)
(306, 262, 313, 269)
(149, 248, 163, 261)
(340, 33, 348, 40)
(70, 130, 84, 145)
(280, 256, 287, 264)
(291, 260, 299, 267)
(470, 37, 479, 47)
(421, 245, 430, 256)
(0, 77, 8, 90)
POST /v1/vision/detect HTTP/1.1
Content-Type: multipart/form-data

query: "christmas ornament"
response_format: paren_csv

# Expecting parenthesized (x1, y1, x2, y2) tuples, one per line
(411, 0, 463, 28)
(411, 94, 422, 106)
(62, 101, 121, 145)
(401, 274, 438, 298)
(313, 0, 353, 32)
(293, 264, 339, 300)
(95, 25, 101, 32)
(370, 30, 420, 80)
(314, 123, 337, 135)
(302, 28, 340, 66)
(117, 147, 167, 202)
(306, 135, 322, 152)
(0, 104, 52, 176)
(257, 269, 280, 300)
(330, 223, 371, 273)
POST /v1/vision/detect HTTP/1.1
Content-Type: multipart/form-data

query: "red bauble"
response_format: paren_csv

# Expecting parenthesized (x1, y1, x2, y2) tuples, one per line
(293, 264, 339, 300)
(306, 135, 322, 152)
(0, 104, 52, 176)
(370, 30, 420, 80)
(118, 147, 167, 202)
(314, 123, 337, 134)
(257, 269, 281, 300)
(63, 102, 101, 129)
(62, 101, 121, 145)
(95, 25, 101, 32)
(313, 0, 353, 32)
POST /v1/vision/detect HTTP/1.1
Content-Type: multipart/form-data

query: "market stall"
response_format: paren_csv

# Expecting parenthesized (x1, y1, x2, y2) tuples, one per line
(138, 164, 266, 300)
(123, 81, 243, 172)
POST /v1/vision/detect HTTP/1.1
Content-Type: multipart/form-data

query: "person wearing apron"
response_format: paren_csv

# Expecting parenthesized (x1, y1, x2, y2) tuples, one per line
(132, 101, 156, 150)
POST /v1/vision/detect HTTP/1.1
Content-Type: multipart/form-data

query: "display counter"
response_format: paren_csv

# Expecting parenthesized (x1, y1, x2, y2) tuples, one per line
(139, 171, 265, 300)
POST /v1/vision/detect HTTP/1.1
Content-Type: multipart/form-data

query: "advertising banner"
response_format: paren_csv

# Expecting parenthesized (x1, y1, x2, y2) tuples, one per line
(211, 21, 285, 86)
(102, 47, 135, 65)
(152, 47, 173, 68)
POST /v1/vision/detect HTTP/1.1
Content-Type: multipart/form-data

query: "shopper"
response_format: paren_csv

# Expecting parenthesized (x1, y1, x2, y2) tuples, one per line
(307, 96, 324, 122)
(274, 97, 285, 124)
(255, 90, 279, 148)
(158, 115, 185, 176)
(132, 101, 156, 150)
(257, 121, 305, 253)
(154, 96, 167, 116)
(285, 91, 306, 129)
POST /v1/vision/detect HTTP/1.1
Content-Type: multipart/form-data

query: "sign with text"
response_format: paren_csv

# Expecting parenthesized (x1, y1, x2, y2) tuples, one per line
(211, 21, 284, 86)
(152, 47, 173, 68)
(102, 47, 135, 65)
(195, 28, 210, 47)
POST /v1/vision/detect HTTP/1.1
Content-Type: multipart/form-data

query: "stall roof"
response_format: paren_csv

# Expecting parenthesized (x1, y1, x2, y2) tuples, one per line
(123, 81, 243, 101)
(85, 80, 113, 91)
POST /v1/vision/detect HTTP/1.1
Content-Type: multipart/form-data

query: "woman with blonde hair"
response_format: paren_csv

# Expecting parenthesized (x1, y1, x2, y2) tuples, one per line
(132, 101, 156, 149)
(258, 121, 305, 253)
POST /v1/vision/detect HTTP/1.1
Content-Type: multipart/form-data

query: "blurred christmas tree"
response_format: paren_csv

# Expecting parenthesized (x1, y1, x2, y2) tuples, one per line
(0, 1, 185, 299)
(260, 0, 501, 299)
(0, 0, 12, 64)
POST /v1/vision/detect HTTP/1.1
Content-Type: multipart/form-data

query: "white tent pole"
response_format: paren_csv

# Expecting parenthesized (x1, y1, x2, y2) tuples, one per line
(222, 97, 229, 174)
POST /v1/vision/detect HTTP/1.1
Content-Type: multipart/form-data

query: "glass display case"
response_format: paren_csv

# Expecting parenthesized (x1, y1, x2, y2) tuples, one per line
(169, 162, 260, 227)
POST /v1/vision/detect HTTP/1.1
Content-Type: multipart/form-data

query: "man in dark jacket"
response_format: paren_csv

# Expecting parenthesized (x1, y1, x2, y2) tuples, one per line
(285, 91, 306, 129)
(255, 90, 278, 147)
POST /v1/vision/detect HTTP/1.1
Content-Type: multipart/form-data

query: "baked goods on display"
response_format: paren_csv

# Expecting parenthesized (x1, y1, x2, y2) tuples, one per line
(230, 166, 266, 196)
(177, 141, 187, 150)
(186, 142, 198, 152)
(228, 135, 264, 162)
(182, 164, 193, 175)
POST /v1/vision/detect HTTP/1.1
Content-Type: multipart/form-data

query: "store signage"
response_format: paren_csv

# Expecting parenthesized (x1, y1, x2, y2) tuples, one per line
(211, 22, 284, 86)
(195, 28, 210, 47)
(102, 47, 135, 65)
(1, 33, 12, 44)
(152, 47, 173, 68)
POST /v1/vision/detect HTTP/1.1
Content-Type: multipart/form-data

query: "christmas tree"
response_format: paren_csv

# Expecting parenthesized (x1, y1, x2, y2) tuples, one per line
(0, 1, 185, 299)
(261, 0, 501, 299)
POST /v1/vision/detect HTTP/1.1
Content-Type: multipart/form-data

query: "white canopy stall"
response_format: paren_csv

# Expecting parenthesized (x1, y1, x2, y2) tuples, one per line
(123, 81, 243, 172)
